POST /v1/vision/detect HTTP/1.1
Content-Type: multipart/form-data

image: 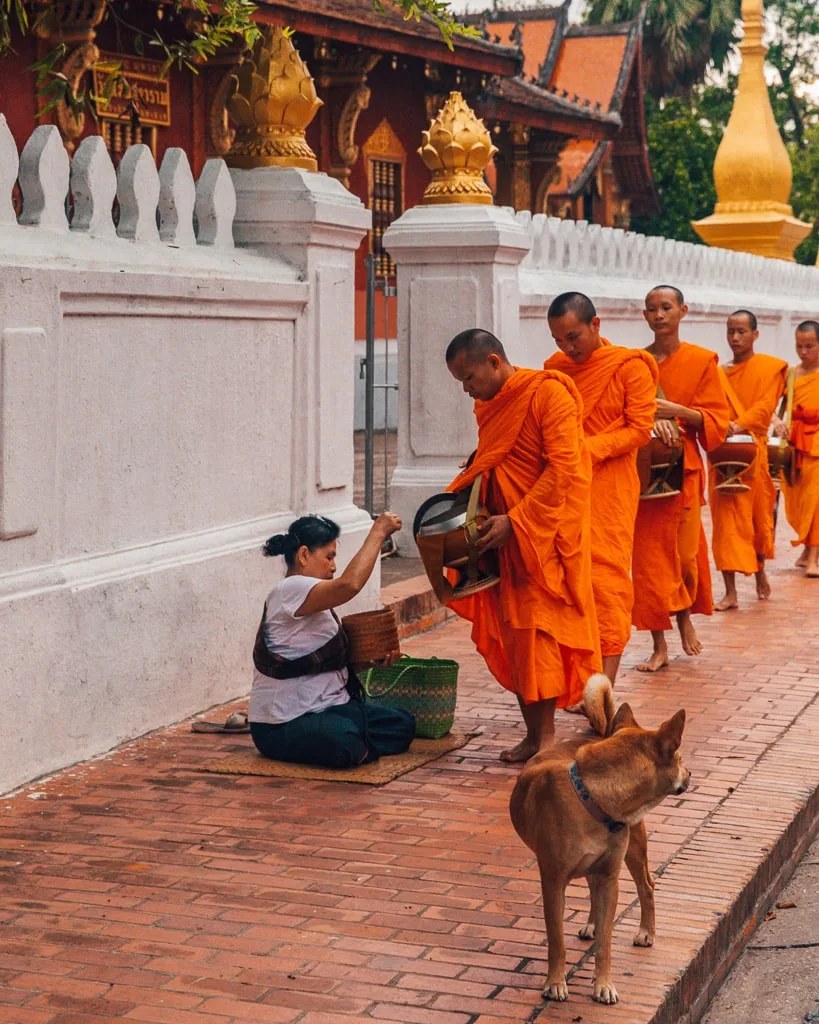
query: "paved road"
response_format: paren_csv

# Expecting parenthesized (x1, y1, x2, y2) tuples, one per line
(701, 834, 819, 1024)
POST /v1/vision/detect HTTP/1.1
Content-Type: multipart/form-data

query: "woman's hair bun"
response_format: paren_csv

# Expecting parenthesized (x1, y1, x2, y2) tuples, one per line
(262, 533, 300, 558)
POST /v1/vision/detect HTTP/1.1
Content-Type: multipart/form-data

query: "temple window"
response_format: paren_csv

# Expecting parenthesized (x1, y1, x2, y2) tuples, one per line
(370, 158, 402, 277)
(362, 119, 406, 279)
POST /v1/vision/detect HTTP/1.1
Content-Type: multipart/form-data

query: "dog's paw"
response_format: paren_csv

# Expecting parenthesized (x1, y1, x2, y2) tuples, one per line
(542, 977, 569, 1001)
(578, 922, 595, 940)
(633, 929, 654, 947)
(593, 980, 619, 1004)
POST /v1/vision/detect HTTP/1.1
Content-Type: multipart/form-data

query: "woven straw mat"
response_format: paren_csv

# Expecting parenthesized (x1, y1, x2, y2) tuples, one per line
(197, 730, 478, 785)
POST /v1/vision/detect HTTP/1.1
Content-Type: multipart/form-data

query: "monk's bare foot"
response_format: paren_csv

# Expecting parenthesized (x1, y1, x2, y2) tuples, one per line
(796, 549, 808, 568)
(500, 738, 539, 763)
(677, 614, 702, 657)
(636, 649, 669, 673)
(715, 592, 739, 611)
(806, 568, 819, 579)
(755, 569, 771, 600)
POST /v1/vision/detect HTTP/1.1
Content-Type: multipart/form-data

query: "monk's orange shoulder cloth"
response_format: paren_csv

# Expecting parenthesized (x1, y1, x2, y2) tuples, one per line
(448, 368, 553, 489)
(658, 342, 731, 509)
(723, 353, 788, 436)
(446, 367, 598, 659)
(545, 338, 658, 416)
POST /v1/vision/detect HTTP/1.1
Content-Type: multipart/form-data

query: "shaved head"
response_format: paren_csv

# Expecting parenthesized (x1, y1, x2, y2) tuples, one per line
(646, 284, 685, 306)
(731, 309, 758, 331)
(796, 320, 819, 341)
(445, 328, 508, 364)
(548, 291, 597, 325)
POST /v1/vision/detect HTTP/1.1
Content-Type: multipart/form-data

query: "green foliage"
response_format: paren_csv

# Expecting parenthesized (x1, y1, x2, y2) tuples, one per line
(764, 0, 819, 148)
(0, 0, 27, 51)
(630, 94, 720, 243)
(583, 0, 740, 99)
(790, 128, 819, 265)
(374, 0, 478, 49)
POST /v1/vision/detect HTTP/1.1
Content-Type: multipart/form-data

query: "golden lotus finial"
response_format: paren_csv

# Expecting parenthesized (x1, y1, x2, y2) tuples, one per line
(418, 91, 497, 205)
(692, 0, 809, 260)
(226, 25, 322, 171)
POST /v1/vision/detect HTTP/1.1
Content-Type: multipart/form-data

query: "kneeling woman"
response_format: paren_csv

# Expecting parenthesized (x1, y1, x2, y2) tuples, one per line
(250, 512, 415, 769)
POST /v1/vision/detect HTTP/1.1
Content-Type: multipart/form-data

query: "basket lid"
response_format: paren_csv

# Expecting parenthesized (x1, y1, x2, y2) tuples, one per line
(414, 490, 470, 538)
(725, 433, 755, 444)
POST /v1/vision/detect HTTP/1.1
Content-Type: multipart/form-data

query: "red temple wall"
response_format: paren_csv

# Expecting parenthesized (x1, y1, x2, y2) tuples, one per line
(350, 59, 429, 339)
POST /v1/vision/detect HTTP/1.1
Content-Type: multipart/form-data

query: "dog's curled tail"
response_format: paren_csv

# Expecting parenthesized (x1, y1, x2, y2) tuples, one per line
(583, 673, 617, 737)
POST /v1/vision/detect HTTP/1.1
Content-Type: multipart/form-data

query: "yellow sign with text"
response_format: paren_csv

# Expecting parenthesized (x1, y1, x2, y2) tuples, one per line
(93, 53, 171, 127)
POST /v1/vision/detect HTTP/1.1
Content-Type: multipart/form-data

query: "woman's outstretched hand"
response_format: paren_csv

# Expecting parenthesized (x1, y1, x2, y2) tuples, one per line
(373, 511, 402, 538)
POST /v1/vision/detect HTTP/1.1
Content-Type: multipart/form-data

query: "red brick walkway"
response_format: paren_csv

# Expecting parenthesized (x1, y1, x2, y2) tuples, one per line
(1, 525, 818, 1024)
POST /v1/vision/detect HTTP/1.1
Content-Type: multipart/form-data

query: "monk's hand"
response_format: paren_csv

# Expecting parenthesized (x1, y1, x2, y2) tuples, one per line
(475, 514, 512, 553)
(772, 417, 789, 440)
(727, 421, 743, 437)
(655, 398, 679, 419)
(653, 418, 678, 446)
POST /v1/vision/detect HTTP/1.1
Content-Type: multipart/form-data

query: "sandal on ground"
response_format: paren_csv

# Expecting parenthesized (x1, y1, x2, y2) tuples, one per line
(191, 712, 250, 734)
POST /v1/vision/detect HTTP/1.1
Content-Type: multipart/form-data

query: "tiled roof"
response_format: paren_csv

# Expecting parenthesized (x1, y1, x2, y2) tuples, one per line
(482, 18, 558, 79)
(254, 0, 521, 73)
(487, 77, 619, 136)
(549, 23, 637, 114)
(547, 139, 608, 196)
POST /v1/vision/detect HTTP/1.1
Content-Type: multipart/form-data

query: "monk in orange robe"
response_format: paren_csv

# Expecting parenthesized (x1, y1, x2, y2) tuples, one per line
(445, 328, 601, 761)
(773, 320, 819, 577)
(710, 310, 787, 608)
(544, 291, 657, 684)
(632, 286, 730, 672)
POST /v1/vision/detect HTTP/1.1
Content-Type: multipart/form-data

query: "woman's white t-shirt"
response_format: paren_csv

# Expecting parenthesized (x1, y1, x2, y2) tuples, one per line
(249, 575, 350, 725)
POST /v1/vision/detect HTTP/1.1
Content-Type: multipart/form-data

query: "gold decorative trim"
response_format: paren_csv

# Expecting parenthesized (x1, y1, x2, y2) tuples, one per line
(362, 118, 406, 163)
(335, 82, 371, 177)
(227, 25, 322, 171)
(209, 71, 237, 158)
(418, 91, 496, 206)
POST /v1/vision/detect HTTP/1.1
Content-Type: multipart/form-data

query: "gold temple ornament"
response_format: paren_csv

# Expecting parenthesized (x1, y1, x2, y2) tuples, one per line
(226, 25, 322, 171)
(418, 91, 497, 206)
(692, 0, 810, 262)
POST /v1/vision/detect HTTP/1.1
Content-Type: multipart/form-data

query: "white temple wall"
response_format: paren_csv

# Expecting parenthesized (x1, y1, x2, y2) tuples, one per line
(0, 118, 373, 793)
(517, 212, 816, 368)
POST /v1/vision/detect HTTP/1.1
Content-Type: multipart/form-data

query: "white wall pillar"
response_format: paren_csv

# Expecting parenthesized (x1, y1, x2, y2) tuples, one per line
(384, 204, 531, 553)
(230, 167, 378, 604)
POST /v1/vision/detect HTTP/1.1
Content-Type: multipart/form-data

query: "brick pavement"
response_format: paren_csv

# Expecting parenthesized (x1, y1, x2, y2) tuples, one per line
(1, 523, 818, 1024)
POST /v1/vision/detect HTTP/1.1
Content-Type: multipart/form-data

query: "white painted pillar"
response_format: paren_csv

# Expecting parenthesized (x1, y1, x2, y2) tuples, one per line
(383, 204, 531, 553)
(230, 166, 377, 601)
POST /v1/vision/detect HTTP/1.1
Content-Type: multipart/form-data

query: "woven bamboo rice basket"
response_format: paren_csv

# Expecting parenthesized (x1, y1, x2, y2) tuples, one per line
(341, 608, 401, 670)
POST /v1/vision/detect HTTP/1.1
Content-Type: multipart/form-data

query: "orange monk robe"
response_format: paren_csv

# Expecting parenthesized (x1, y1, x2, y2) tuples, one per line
(632, 342, 731, 631)
(710, 354, 787, 574)
(781, 371, 819, 548)
(544, 339, 658, 657)
(448, 368, 601, 708)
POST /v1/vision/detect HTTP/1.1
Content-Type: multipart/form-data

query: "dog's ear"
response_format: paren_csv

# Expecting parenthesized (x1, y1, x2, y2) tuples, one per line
(655, 709, 686, 759)
(611, 702, 638, 733)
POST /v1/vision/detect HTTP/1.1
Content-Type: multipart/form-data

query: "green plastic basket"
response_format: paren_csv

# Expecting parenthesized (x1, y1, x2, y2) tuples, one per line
(362, 655, 460, 739)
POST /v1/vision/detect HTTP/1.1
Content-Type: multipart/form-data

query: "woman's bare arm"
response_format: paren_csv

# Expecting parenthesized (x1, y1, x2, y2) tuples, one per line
(295, 512, 402, 616)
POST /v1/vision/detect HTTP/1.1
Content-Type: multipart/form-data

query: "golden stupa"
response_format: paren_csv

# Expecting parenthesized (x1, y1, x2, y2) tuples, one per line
(418, 92, 497, 205)
(692, 0, 810, 261)
(226, 25, 322, 171)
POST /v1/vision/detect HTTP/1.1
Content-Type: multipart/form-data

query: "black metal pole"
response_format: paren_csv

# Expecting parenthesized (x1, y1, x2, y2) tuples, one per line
(364, 253, 376, 516)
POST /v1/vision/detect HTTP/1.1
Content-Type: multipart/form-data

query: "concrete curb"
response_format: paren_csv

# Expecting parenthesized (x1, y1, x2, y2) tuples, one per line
(381, 572, 454, 640)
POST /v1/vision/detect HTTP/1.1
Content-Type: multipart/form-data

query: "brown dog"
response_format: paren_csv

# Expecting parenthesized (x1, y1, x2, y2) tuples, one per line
(509, 673, 690, 1005)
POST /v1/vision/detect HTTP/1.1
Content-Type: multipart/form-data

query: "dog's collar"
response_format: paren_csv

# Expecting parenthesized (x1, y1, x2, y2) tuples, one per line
(568, 761, 626, 834)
